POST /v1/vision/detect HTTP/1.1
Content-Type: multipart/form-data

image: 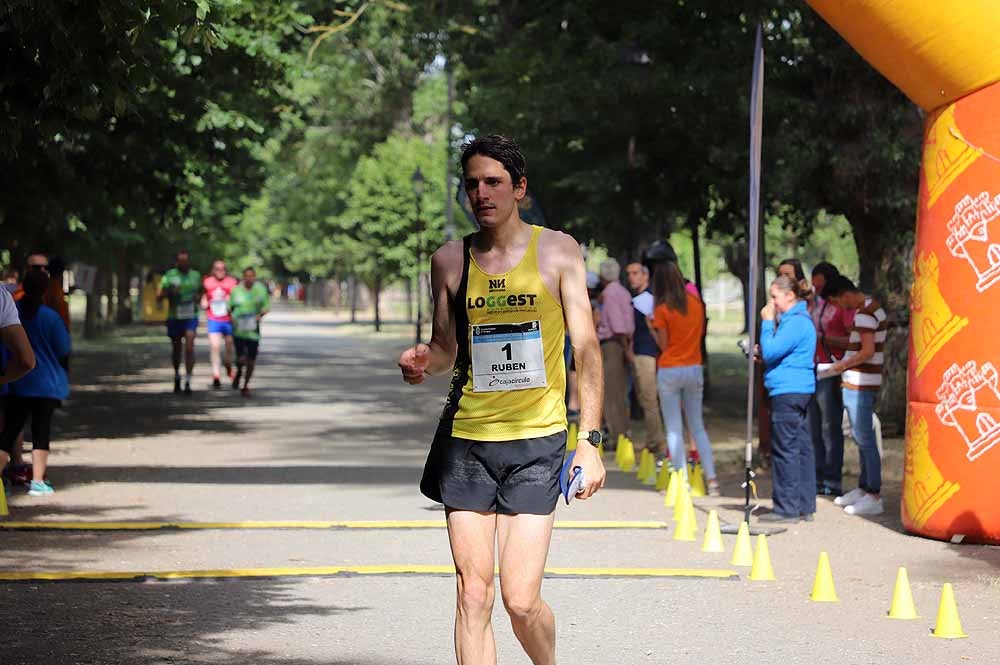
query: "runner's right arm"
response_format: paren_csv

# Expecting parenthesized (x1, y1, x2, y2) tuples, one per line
(399, 242, 460, 383)
(0, 323, 35, 385)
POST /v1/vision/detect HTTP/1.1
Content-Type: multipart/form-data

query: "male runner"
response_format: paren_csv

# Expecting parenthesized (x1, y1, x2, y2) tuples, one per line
(201, 259, 238, 388)
(398, 135, 605, 665)
(229, 267, 270, 397)
(158, 251, 202, 395)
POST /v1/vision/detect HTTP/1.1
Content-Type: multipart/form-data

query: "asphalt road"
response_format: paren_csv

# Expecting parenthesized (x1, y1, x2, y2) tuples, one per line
(1, 307, 997, 664)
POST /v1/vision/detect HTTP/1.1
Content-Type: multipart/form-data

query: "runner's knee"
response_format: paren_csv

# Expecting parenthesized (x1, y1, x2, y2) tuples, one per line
(501, 588, 541, 622)
(457, 575, 495, 619)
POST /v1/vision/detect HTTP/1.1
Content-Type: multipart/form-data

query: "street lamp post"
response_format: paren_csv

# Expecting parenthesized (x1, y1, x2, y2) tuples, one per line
(411, 167, 426, 344)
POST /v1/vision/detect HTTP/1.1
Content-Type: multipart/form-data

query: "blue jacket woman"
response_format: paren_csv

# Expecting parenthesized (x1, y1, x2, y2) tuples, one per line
(758, 275, 816, 522)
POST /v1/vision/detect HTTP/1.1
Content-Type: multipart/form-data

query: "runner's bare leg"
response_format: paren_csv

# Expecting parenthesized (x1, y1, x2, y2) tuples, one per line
(498, 511, 556, 665)
(447, 509, 498, 665)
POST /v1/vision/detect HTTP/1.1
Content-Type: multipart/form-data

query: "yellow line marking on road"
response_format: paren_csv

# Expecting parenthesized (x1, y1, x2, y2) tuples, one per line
(0, 520, 670, 531)
(0, 565, 737, 583)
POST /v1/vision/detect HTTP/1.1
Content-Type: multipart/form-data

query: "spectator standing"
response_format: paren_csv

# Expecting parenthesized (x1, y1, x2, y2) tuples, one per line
(758, 275, 817, 522)
(597, 259, 634, 447)
(45, 256, 71, 333)
(625, 262, 665, 455)
(650, 262, 719, 495)
(809, 262, 853, 495)
(825, 276, 887, 516)
(0, 270, 70, 496)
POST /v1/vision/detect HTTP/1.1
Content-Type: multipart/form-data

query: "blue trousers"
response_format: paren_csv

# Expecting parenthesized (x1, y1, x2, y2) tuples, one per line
(810, 376, 845, 492)
(770, 393, 817, 517)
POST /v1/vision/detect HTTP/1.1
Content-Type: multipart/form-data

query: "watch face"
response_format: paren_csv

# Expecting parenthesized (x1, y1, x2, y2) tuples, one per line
(588, 430, 603, 445)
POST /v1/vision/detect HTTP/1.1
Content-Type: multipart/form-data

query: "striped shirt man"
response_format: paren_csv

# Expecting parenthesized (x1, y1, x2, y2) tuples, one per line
(841, 297, 887, 391)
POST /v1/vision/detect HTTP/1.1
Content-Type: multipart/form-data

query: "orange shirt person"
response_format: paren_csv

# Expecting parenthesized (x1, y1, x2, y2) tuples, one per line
(649, 261, 719, 495)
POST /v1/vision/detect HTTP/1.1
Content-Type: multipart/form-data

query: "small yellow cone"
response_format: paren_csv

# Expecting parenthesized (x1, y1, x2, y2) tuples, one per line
(673, 498, 697, 541)
(615, 434, 625, 467)
(655, 459, 670, 491)
(664, 470, 679, 507)
(749, 534, 775, 581)
(701, 509, 725, 553)
(689, 463, 707, 497)
(887, 567, 919, 619)
(0, 484, 8, 517)
(642, 453, 658, 486)
(731, 521, 754, 567)
(672, 479, 690, 522)
(619, 437, 636, 472)
(635, 449, 648, 480)
(567, 422, 578, 452)
(810, 552, 839, 602)
(931, 583, 967, 639)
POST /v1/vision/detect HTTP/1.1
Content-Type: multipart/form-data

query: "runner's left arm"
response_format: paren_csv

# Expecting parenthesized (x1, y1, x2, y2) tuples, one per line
(559, 234, 606, 499)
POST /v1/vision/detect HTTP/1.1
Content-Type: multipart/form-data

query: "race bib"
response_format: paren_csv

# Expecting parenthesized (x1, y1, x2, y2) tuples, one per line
(236, 314, 257, 334)
(471, 321, 547, 392)
(210, 299, 229, 317)
(175, 301, 195, 319)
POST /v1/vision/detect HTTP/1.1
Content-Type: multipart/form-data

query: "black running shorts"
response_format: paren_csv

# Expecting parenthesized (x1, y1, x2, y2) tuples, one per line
(235, 337, 260, 361)
(420, 428, 567, 515)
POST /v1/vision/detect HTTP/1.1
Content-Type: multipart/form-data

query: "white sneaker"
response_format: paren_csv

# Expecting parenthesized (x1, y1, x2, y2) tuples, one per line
(833, 487, 866, 507)
(844, 494, 884, 516)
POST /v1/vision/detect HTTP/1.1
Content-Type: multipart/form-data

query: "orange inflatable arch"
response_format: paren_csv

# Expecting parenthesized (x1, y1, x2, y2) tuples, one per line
(807, 0, 1000, 543)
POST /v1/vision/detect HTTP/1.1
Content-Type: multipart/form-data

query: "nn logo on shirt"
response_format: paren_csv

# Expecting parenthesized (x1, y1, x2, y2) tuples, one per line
(488, 278, 506, 291)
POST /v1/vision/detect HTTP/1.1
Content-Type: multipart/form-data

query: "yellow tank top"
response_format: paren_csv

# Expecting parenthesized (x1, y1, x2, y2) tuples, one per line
(442, 225, 567, 441)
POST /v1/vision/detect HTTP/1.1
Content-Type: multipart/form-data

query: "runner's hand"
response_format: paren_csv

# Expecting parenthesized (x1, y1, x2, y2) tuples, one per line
(571, 443, 606, 500)
(399, 343, 431, 384)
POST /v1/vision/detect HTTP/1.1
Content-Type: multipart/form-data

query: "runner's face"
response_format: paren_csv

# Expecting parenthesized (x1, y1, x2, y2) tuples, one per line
(463, 155, 526, 228)
(213, 261, 226, 279)
(177, 254, 191, 271)
(625, 263, 647, 291)
(243, 270, 255, 287)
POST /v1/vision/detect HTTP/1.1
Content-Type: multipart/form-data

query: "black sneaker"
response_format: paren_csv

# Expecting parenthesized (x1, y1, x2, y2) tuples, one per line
(174, 377, 182, 394)
(232, 370, 242, 390)
(212, 377, 222, 389)
(758, 512, 799, 524)
(184, 383, 192, 396)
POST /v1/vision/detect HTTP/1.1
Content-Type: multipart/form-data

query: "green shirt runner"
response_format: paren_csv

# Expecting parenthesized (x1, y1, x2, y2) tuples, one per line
(229, 282, 270, 341)
(160, 268, 202, 320)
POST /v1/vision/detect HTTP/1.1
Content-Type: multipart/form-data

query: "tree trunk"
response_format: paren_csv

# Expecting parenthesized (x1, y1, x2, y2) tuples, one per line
(349, 275, 358, 323)
(101, 263, 113, 322)
(84, 288, 99, 339)
(115, 260, 133, 325)
(373, 276, 382, 332)
(406, 276, 414, 323)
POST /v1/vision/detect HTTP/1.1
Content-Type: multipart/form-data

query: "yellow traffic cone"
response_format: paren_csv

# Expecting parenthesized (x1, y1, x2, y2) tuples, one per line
(0, 484, 8, 517)
(642, 453, 657, 486)
(655, 459, 670, 491)
(567, 422, 578, 452)
(749, 534, 775, 581)
(672, 479, 690, 522)
(615, 434, 624, 467)
(664, 470, 679, 507)
(690, 463, 707, 497)
(931, 583, 967, 639)
(635, 449, 648, 480)
(673, 498, 697, 541)
(887, 567, 918, 619)
(619, 437, 636, 472)
(731, 521, 754, 567)
(701, 509, 725, 553)
(810, 552, 838, 602)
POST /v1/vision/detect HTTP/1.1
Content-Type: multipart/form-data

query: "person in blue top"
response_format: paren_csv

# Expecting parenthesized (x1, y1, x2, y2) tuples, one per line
(0, 270, 71, 497)
(758, 274, 817, 523)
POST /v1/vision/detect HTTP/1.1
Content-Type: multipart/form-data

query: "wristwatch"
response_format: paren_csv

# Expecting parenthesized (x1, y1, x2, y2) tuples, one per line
(576, 429, 603, 447)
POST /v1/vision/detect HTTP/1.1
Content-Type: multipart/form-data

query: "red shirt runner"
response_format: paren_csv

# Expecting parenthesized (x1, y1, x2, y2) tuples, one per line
(203, 275, 239, 322)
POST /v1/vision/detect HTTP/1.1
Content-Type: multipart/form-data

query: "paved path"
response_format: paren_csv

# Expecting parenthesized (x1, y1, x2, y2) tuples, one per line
(1, 307, 997, 664)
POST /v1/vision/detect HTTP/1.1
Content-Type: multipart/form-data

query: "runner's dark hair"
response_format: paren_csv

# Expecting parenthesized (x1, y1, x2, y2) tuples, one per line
(652, 260, 688, 316)
(243, 266, 256, 274)
(822, 274, 859, 298)
(460, 134, 526, 184)
(778, 257, 805, 282)
(18, 269, 49, 321)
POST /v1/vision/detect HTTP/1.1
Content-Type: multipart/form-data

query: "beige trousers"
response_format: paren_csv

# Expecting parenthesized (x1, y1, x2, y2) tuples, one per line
(601, 340, 630, 439)
(632, 354, 665, 453)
